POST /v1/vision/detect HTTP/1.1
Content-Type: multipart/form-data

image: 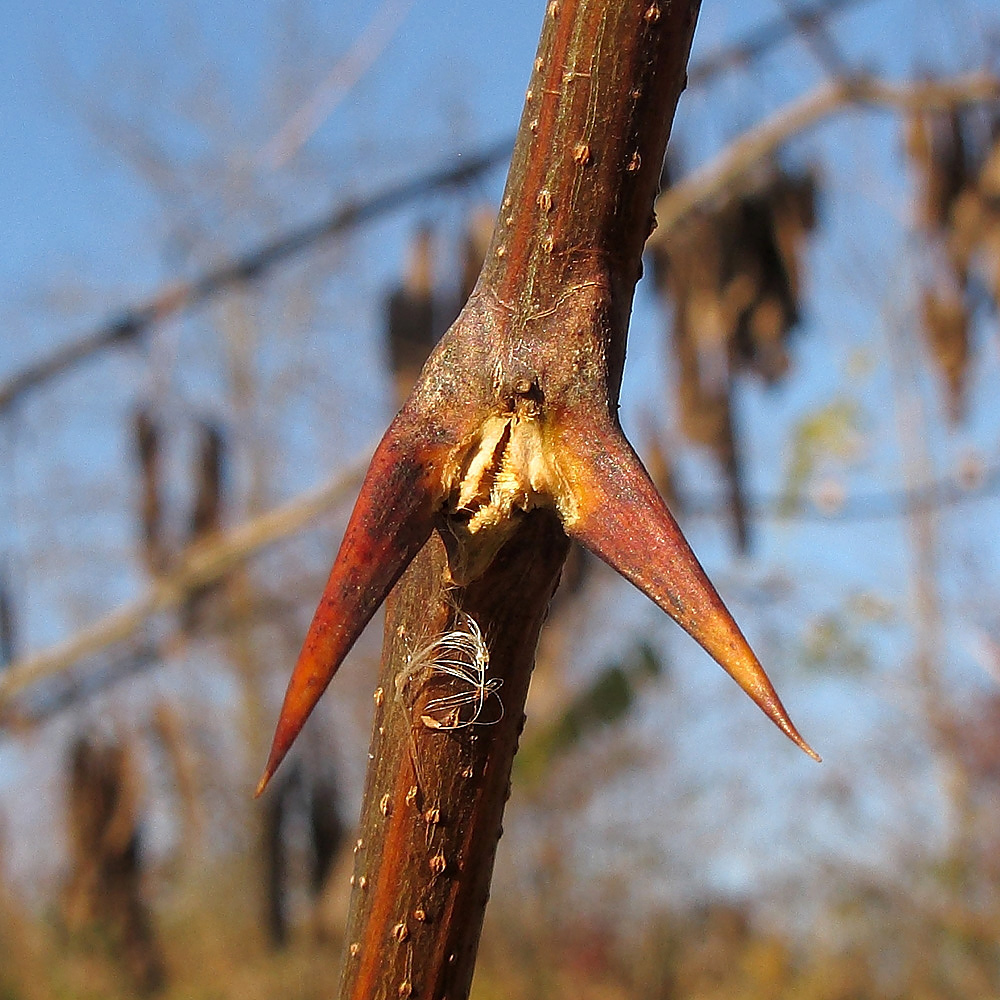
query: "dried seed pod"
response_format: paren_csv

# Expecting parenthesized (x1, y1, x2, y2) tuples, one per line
(183, 419, 227, 630)
(386, 226, 440, 402)
(64, 734, 164, 993)
(921, 282, 970, 425)
(651, 164, 820, 552)
(190, 420, 225, 541)
(905, 108, 971, 232)
(133, 408, 166, 576)
(0, 566, 15, 668)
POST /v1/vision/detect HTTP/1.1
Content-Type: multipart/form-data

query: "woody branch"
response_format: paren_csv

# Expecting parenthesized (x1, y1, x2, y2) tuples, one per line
(256, 1, 817, 997)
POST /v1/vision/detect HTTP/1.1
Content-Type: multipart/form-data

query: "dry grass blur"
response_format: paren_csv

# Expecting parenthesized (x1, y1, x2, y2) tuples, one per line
(2, 850, 999, 999)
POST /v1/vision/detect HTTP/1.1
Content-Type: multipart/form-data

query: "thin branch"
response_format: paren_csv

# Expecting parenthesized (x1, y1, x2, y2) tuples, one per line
(0, 0, 875, 416)
(651, 72, 1000, 240)
(0, 454, 368, 708)
(883, 275, 977, 887)
(676, 460, 1000, 523)
(0, 140, 512, 415)
(259, 0, 416, 169)
(3, 443, 997, 710)
(686, 0, 869, 86)
(774, 0, 852, 77)
(0, 586, 308, 731)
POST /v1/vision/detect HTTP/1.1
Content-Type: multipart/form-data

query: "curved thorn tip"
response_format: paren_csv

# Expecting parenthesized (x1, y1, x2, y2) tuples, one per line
(555, 416, 819, 761)
(255, 422, 443, 795)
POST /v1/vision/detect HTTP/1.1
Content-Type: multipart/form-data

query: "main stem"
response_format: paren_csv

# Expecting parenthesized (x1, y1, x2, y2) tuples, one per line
(338, 4, 701, 999)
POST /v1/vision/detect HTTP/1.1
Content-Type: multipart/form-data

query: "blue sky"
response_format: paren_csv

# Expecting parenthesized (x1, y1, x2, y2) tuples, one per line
(1, 1, 534, 314)
(3, 0, 1000, 908)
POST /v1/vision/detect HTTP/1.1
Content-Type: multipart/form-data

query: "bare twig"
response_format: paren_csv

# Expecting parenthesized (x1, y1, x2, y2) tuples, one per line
(0, 141, 511, 415)
(884, 285, 976, 883)
(775, 0, 851, 76)
(0, 454, 367, 709)
(0, 0, 876, 416)
(5, 445, 998, 713)
(259, 0, 416, 169)
(686, 0, 869, 86)
(651, 72, 1000, 240)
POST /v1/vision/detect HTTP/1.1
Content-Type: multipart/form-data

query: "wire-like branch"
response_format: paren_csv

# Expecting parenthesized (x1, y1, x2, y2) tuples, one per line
(686, 0, 867, 86)
(1, 586, 311, 730)
(774, 0, 851, 77)
(3, 438, 999, 711)
(0, 140, 512, 414)
(0, 0, 874, 416)
(693, 462, 1000, 522)
(651, 72, 1000, 239)
(259, 0, 417, 169)
(0, 455, 367, 709)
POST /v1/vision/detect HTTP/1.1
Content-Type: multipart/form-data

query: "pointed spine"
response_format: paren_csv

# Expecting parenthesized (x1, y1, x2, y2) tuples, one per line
(556, 414, 819, 760)
(256, 417, 445, 795)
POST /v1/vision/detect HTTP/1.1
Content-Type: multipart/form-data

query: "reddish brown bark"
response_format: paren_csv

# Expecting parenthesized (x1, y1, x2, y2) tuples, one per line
(257, 2, 818, 997)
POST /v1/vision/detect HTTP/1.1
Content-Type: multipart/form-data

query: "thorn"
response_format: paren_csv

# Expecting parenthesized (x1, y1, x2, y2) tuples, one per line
(255, 416, 446, 796)
(556, 415, 820, 762)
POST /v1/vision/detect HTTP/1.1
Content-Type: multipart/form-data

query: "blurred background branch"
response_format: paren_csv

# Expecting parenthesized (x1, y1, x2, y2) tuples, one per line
(3, 0, 1000, 996)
